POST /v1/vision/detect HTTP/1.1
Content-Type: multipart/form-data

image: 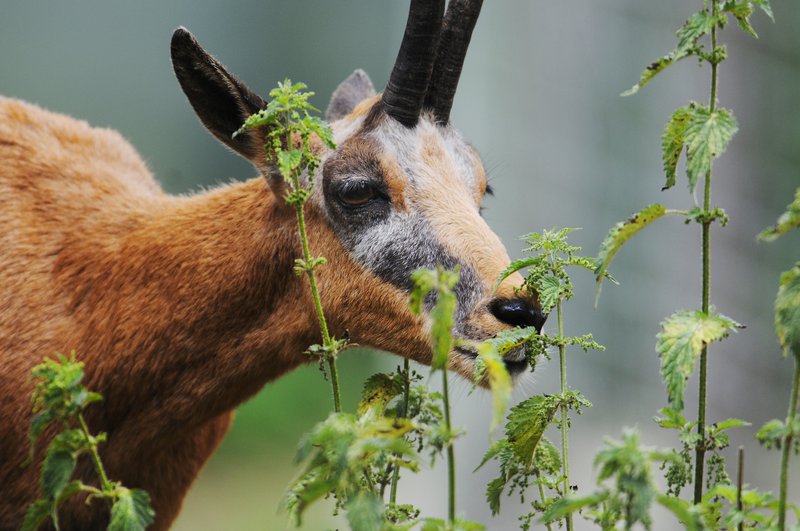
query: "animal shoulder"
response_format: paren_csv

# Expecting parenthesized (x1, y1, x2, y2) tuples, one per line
(0, 96, 164, 204)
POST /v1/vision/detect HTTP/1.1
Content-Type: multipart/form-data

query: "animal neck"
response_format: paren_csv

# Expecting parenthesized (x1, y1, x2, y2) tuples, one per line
(64, 177, 319, 434)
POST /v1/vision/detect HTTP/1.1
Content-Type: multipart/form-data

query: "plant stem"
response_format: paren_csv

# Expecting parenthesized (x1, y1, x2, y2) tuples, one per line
(389, 358, 411, 505)
(537, 478, 554, 531)
(694, 0, 719, 504)
(736, 446, 744, 531)
(557, 299, 572, 531)
(287, 125, 341, 413)
(442, 368, 456, 523)
(778, 357, 800, 530)
(78, 414, 112, 492)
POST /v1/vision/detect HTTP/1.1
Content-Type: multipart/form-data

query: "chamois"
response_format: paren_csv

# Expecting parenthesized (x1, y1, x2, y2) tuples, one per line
(0, 1, 544, 528)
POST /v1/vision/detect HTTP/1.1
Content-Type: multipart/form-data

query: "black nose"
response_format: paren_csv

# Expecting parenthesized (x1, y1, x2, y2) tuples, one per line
(489, 297, 547, 332)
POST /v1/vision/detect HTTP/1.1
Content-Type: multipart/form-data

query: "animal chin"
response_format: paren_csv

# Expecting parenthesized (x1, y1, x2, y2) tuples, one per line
(453, 342, 530, 383)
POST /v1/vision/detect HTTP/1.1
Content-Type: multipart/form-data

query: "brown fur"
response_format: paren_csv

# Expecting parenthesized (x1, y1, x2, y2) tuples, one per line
(0, 97, 432, 529)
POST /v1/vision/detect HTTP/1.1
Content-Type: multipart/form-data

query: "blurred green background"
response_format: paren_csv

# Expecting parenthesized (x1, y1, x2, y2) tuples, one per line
(2, 1, 799, 529)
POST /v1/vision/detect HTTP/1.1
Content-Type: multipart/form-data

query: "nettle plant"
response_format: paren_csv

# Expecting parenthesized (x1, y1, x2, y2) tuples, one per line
(23, 354, 155, 531)
(526, 0, 799, 529)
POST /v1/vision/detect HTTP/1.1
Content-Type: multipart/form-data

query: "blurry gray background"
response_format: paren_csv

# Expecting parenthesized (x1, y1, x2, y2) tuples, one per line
(2, 1, 799, 529)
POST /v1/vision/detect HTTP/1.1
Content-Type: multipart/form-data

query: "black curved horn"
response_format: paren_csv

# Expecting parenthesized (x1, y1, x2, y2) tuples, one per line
(382, 0, 445, 127)
(425, 0, 484, 125)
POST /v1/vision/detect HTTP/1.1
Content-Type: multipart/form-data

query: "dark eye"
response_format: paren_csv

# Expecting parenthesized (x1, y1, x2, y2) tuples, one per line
(337, 180, 377, 207)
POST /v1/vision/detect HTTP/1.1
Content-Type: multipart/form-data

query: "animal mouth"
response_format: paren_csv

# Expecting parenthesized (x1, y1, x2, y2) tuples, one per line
(454, 342, 529, 377)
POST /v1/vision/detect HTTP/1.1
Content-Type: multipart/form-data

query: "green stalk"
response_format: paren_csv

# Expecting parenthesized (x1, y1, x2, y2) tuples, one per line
(389, 358, 411, 504)
(78, 414, 112, 492)
(537, 478, 554, 531)
(778, 357, 800, 530)
(694, 0, 718, 503)
(442, 367, 456, 523)
(557, 299, 572, 531)
(736, 446, 744, 531)
(286, 123, 341, 413)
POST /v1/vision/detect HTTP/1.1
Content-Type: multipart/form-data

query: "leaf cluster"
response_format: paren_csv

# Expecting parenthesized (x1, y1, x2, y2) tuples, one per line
(541, 428, 694, 530)
(24, 354, 154, 531)
(656, 309, 743, 411)
(478, 392, 590, 516)
(235, 79, 335, 202)
(285, 410, 416, 527)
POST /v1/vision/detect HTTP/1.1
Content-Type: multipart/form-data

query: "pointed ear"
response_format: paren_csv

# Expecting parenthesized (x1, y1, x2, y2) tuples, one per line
(325, 69, 376, 122)
(171, 28, 271, 171)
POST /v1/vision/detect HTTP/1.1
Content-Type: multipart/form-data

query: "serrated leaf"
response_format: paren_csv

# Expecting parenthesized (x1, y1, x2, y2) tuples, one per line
(684, 105, 738, 192)
(358, 373, 402, 416)
(621, 52, 686, 97)
(724, 1, 758, 37)
(775, 263, 800, 357)
(752, 0, 774, 20)
(662, 106, 692, 190)
(41, 450, 76, 501)
(535, 275, 561, 314)
(533, 437, 562, 476)
(345, 492, 383, 531)
(756, 419, 790, 448)
(495, 256, 539, 288)
(475, 343, 512, 432)
(714, 418, 750, 431)
(21, 499, 51, 531)
(108, 488, 155, 531)
(594, 204, 667, 303)
(657, 309, 743, 410)
(486, 476, 505, 516)
(676, 10, 719, 52)
(622, 10, 717, 96)
(505, 395, 559, 470)
(475, 439, 509, 472)
(540, 490, 610, 523)
(484, 326, 539, 356)
(760, 189, 800, 241)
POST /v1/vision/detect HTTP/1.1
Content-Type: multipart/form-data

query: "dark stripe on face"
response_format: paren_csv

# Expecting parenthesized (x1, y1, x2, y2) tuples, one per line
(337, 213, 483, 324)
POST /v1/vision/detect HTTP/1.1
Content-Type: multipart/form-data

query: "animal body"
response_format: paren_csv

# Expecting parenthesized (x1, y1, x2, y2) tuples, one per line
(0, 1, 544, 528)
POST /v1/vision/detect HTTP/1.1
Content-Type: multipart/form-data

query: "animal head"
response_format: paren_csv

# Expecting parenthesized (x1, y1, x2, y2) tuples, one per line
(170, 0, 545, 379)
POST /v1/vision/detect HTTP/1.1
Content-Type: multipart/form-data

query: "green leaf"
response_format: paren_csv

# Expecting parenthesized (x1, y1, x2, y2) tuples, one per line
(41, 450, 76, 501)
(775, 263, 800, 357)
(684, 105, 738, 193)
(653, 406, 688, 430)
(108, 488, 155, 531)
(358, 373, 402, 416)
(714, 418, 750, 432)
(505, 395, 559, 469)
(475, 343, 512, 432)
(622, 10, 717, 96)
(594, 204, 667, 303)
(345, 492, 384, 531)
(540, 490, 610, 523)
(535, 275, 562, 314)
(657, 494, 704, 531)
(657, 309, 743, 410)
(495, 256, 539, 288)
(662, 106, 692, 190)
(752, 0, 774, 20)
(484, 326, 539, 356)
(21, 499, 51, 531)
(676, 10, 719, 52)
(760, 189, 800, 241)
(723, 1, 758, 37)
(486, 476, 506, 516)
